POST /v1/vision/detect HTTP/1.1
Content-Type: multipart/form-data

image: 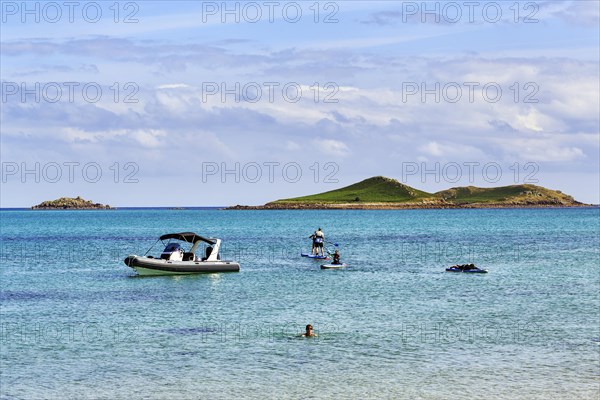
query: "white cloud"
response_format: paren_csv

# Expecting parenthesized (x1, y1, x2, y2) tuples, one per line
(156, 83, 191, 90)
(285, 141, 301, 151)
(542, 0, 600, 26)
(515, 108, 545, 133)
(419, 141, 486, 159)
(494, 137, 585, 162)
(315, 139, 351, 157)
(61, 128, 167, 148)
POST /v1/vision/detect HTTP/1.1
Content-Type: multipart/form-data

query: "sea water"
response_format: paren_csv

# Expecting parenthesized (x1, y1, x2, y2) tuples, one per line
(1, 208, 598, 399)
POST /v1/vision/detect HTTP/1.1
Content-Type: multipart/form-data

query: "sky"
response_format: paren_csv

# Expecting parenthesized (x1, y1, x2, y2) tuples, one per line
(1, 0, 599, 207)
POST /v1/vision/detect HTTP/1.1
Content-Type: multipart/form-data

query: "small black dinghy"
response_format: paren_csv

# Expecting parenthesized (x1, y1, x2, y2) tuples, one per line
(445, 263, 487, 273)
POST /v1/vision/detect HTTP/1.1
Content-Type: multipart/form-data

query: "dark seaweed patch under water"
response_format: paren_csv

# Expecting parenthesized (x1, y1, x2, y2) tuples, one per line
(0, 290, 65, 302)
(164, 327, 219, 335)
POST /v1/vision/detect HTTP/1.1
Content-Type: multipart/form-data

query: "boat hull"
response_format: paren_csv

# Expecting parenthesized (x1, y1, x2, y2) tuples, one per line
(124, 256, 240, 276)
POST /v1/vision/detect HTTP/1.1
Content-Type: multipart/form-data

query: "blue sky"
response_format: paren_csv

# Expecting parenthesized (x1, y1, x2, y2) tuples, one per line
(1, 0, 599, 206)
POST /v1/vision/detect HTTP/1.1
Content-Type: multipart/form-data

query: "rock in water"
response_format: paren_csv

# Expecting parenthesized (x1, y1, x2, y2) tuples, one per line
(32, 196, 112, 210)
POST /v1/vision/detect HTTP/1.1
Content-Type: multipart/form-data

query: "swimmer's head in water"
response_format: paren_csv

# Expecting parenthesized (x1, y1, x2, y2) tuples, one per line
(303, 324, 316, 337)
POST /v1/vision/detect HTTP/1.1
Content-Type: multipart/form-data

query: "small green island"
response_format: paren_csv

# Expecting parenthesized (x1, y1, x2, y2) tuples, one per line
(32, 196, 113, 210)
(228, 176, 587, 210)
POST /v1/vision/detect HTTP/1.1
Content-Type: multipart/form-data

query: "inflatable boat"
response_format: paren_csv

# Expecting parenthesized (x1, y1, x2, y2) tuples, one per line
(124, 232, 240, 276)
(445, 264, 487, 273)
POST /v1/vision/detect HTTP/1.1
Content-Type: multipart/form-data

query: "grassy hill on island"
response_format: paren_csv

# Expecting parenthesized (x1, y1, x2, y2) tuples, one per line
(233, 176, 585, 209)
(277, 176, 430, 203)
(434, 185, 576, 205)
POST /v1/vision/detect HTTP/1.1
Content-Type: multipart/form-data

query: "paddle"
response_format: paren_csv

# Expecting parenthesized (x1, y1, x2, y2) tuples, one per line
(325, 242, 339, 256)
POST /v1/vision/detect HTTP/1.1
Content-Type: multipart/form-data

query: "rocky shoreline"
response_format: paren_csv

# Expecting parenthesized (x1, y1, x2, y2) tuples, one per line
(32, 196, 113, 210)
(227, 201, 591, 210)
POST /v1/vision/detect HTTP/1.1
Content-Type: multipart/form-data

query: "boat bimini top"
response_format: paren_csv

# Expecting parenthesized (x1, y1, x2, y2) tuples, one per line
(159, 232, 216, 245)
(156, 232, 221, 262)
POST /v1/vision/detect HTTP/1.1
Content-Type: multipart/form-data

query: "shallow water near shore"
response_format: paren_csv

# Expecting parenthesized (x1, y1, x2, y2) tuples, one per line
(1, 208, 599, 399)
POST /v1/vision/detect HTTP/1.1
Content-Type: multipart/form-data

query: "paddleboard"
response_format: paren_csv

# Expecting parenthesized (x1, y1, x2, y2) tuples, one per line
(301, 253, 329, 260)
(320, 263, 347, 269)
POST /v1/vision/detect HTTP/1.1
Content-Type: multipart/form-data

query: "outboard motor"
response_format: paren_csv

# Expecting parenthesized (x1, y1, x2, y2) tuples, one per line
(161, 243, 183, 261)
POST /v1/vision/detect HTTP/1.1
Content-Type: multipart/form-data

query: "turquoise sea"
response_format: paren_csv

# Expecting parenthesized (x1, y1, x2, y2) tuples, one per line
(1, 208, 599, 399)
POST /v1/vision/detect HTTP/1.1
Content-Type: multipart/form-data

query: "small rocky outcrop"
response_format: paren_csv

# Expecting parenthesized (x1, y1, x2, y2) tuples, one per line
(32, 196, 112, 210)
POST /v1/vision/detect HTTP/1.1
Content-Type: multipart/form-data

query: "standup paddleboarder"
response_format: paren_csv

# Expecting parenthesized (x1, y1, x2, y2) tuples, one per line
(311, 228, 325, 256)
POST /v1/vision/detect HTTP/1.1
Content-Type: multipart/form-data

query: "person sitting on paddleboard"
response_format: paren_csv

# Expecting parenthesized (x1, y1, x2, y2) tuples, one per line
(302, 324, 317, 337)
(332, 250, 341, 265)
(314, 228, 325, 256)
